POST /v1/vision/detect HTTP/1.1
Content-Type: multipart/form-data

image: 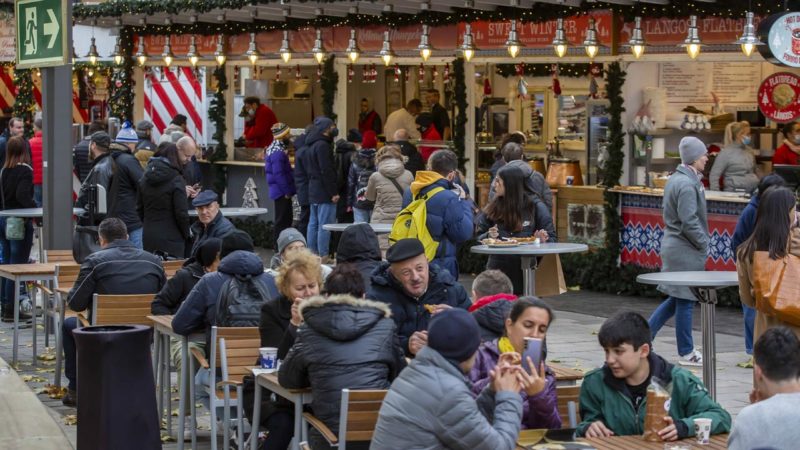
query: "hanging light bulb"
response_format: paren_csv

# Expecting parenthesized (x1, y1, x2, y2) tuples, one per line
(136, 39, 147, 66)
(734, 12, 763, 58)
(86, 37, 99, 65)
(460, 24, 477, 62)
(681, 15, 703, 59)
(582, 18, 600, 59)
(111, 37, 124, 65)
(629, 16, 646, 59)
(279, 30, 293, 64)
(311, 29, 326, 64)
(551, 18, 569, 58)
(214, 35, 226, 66)
(418, 25, 433, 62)
(246, 32, 260, 65)
(346, 29, 360, 63)
(187, 35, 199, 67)
(505, 20, 523, 58)
(379, 31, 396, 66)
(162, 36, 174, 67)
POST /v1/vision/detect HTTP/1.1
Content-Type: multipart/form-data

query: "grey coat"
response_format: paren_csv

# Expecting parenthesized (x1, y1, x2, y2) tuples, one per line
(370, 346, 522, 450)
(366, 157, 413, 224)
(658, 165, 709, 299)
(489, 160, 553, 212)
(708, 143, 758, 192)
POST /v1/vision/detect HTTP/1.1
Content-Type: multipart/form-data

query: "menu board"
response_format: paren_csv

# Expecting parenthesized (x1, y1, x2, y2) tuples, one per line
(659, 62, 763, 105)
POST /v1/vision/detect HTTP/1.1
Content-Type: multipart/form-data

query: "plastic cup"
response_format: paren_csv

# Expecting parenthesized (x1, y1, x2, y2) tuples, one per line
(259, 347, 278, 370)
(693, 418, 712, 445)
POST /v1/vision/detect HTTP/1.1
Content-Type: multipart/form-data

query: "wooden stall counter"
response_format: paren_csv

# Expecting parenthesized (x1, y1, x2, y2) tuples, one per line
(555, 186, 605, 248)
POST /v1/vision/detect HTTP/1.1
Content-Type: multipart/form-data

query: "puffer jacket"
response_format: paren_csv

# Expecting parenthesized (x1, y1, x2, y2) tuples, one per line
(293, 134, 310, 206)
(279, 295, 406, 442)
(709, 142, 758, 192)
(189, 211, 235, 257)
(347, 148, 376, 209)
(366, 157, 413, 223)
(264, 139, 296, 200)
(306, 117, 337, 204)
(469, 293, 516, 342)
(108, 143, 145, 232)
(151, 260, 205, 315)
(401, 171, 475, 278)
(489, 160, 553, 213)
(335, 223, 382, 288)
(137, 156, 190, 258)
(370, 346, 523, 450)
(468, 339, 561, 430)
(29, 131, 42, 185)
(367, 262, 471, 356)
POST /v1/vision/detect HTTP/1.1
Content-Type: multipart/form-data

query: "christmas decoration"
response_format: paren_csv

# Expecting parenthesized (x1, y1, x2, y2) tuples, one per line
(12, 68, 35, 137)
(295, 64, 301, 81)
(394, 64, 400, 83)
(552, 64, 562, 97)
(418, 63, 425, 83)
(208, 64, 228, 196)
(443, 63, 450, 84)
(589, 63, 603, 98)
(275, 65, 281, 81)
(495, 63, 591, 78)
(316, 64, 322, 83)
(242, 178, 259, 208)
(348, 64, 354, 83)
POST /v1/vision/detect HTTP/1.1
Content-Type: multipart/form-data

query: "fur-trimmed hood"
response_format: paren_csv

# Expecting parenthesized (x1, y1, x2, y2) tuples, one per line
(298, 294, 392, 342)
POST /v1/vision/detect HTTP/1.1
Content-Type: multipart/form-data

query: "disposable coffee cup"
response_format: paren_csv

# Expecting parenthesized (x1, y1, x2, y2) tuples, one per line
(566, 176, 574, 185)
(259, 347, 278, 370)
(693, 418, 712, 445)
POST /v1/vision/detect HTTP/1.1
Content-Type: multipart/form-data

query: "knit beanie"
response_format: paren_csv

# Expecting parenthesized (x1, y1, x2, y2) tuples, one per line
(115, 122, 139, 143)
(362, 130, 378, 149)
(271, 122, 291, 140)
(195, 238, 222, 268)
(220, 230, 255, 258)
(277, 228, 306, 255)
(427, 309, 481, 363)
(679, 137, 707, 165)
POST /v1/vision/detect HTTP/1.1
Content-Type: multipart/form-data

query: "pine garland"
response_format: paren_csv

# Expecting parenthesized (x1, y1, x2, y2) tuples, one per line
(12, 68, 35, 138)
(208, 64, 228, 197)
(109, 26, 135, 121)
(495, 63, 591, 79)
(453, 57, 467, 172)
(321, 55, 338, 121)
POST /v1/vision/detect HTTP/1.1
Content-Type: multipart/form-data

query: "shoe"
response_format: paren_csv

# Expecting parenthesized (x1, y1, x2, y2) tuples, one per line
(737, 356, 754, 369)
(679, 349, 703, 367)
(0, 307, 32, 323)
(62, 389, 77, 407)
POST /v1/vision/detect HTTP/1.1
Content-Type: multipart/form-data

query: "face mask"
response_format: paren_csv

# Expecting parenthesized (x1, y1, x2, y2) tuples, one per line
(794, 135, 800, 145)
(248, 109, 255, 117)
(742, 136, 751, 146)
(330, 128, 339, 138)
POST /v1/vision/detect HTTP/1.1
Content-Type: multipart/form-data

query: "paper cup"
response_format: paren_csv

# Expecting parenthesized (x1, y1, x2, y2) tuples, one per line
(259, 347, 278, 370)
(693, 418, 712, 445)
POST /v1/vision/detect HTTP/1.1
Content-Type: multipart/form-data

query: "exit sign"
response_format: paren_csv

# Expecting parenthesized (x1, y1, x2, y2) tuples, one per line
(15, 0, 68, 68)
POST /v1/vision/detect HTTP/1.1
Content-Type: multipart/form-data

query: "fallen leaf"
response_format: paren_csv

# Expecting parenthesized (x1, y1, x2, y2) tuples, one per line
(590, 331, 598, 335)
(171, 409, 179, 417)
(36, 325, 44, 330)
(37, 353, 56, 361)
(161, 435, 174, 443)
(22, 375, 47, 383)
(64, 415, 77, 426)
(41, 384, 67, 399)
(549, 359, 562, 363)
(171, 397, 180, 402)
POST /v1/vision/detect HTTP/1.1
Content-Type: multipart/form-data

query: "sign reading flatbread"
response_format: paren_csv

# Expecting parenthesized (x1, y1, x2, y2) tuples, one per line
(758, 72, 800, 123)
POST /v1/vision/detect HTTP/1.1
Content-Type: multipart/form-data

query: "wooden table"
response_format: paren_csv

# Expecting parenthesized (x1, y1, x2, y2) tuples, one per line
(250, 372, 313, 450)
(517, 433, 728, 449)
(0, 263, 56, 365)
(550, 362, 585, 386)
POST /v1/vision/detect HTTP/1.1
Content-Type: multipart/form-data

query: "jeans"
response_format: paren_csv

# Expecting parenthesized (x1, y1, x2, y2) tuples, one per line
(353, 207, 372, 224)
(128, 227, 143, 249)
(63, 317, 79, 390)
(648, 296, 695, 357)
(307, 202, 336, 257)
(0, 218, 33, 308)
(743, 304, 756, 355)
(195, 367, 237, 419)
(33, 185, 42, 207)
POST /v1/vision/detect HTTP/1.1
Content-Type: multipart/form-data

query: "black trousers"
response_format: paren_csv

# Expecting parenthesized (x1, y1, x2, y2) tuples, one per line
(293, 204, 310, 240)
(273, 196, 293, 247)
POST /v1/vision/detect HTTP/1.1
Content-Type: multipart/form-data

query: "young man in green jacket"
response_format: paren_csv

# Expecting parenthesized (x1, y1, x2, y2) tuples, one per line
(576, 312, 730, 441)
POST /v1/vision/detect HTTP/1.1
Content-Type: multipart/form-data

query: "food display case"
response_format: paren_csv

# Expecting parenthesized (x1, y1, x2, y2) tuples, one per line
(585, 99, 610, 185)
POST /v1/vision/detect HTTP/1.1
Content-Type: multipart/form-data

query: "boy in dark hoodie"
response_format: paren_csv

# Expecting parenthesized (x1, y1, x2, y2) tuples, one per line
(577, 311, 730, 441)
(335, 223, 382, 289)
(469, 269, 517, 342)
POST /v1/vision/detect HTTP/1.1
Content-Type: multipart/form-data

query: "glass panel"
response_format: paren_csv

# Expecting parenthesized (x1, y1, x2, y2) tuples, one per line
(556, 94, 588, 141)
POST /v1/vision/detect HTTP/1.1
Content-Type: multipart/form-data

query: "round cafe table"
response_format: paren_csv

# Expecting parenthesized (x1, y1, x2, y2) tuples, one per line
(188, 207, 268, 217)
(0, 207, 86, 262)
(636, 271, 738, 401)
(323, 223, 392, 234)
(470, 242, 588, 297)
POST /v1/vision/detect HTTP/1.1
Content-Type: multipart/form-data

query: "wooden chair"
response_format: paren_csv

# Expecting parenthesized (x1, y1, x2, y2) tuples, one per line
(77, 293, 156, 327)
(191, 326, 260, 450)
(35, 263, 82, 388)
(162, 259, 187, 279)
(44, 249, 77, 264)
(556, 385, 581, 429)
(302, 389, 387, 450)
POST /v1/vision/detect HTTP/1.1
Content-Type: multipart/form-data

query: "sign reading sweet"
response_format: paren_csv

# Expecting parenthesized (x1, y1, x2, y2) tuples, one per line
(758, 72, 800, 123)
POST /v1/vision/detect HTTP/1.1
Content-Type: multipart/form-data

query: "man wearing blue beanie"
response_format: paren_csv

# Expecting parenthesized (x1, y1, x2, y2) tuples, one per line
(372, 308, 525, 450)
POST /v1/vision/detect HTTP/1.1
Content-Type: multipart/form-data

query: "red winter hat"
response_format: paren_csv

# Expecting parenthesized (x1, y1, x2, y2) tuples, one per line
(361, 130, 378, 149)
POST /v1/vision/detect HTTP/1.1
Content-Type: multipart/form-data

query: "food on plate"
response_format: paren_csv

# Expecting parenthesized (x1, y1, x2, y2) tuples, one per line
(481, 238, 519, 246)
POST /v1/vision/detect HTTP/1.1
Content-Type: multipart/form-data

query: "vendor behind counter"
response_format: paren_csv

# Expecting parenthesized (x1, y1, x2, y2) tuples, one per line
(708, 121, 759, 193)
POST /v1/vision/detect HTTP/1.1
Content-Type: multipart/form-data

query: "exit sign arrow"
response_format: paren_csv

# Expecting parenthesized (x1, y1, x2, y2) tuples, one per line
(43, 8, 58, 49)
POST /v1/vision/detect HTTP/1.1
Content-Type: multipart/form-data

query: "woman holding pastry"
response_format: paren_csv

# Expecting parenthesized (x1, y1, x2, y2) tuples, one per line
(477, 165, 556, 294)
(468, 297, 562, 430)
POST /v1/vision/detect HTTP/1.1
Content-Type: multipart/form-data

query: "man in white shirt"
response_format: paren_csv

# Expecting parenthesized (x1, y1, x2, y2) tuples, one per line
(385, 99, 422, 141)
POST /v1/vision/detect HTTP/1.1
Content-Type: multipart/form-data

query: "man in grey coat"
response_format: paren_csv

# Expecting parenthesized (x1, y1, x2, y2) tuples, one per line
(489, 142, 553, 212)
(371, 309, 524, 450)
(648, 136, 708, 367)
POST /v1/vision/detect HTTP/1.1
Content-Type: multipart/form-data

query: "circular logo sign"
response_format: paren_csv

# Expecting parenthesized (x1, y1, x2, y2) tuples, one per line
(758, 72, 800, 123)
(760, 12, 800, 67)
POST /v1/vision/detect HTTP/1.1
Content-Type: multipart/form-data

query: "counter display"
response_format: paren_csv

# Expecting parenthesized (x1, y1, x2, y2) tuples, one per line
(613, 188, 748, 271)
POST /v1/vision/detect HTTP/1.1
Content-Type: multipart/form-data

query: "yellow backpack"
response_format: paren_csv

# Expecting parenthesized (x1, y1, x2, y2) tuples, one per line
(389, 187, 445, 261)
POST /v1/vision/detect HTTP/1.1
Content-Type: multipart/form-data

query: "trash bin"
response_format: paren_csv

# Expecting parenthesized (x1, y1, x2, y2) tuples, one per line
(73, 325, 160, 450)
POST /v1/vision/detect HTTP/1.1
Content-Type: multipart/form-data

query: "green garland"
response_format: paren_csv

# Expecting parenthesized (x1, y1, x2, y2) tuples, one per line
(321, 55, 338, 121)
(495, 63, 591, 79)
(12, 68, 35, 138)
(208, 64, 228, 197)
(109, 26, 134, 121)
(453, 57, 467, 172)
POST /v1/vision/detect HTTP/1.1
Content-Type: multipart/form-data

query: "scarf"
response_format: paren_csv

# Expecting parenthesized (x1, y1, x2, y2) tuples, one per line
(498, 337, 516, 354)
(266, 139, 287, 157)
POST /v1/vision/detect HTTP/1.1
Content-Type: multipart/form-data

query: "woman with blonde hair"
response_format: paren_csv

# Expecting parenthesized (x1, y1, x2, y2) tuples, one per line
(709, 121, 758, 192)
(366, 145, 413, 251)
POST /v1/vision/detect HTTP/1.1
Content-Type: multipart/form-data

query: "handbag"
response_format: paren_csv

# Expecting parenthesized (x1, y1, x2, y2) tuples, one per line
(72, 225, 102, 264)
(0, 168, 25, 241)
(752, 250, 800, 327)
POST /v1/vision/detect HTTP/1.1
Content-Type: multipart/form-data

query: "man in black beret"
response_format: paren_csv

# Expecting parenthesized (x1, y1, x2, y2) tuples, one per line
(367, 238, 471, 357)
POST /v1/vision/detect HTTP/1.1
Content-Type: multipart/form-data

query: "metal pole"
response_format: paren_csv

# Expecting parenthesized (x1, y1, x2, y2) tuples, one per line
(704, 288, 717, 400)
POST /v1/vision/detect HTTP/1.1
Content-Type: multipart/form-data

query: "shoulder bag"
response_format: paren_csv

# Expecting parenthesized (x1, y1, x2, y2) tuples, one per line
(0, 168, 25, 240)
(752, 247, 800, 327)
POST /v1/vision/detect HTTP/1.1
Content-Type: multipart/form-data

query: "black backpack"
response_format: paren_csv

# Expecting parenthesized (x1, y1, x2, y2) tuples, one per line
(215, 274, 272, 327)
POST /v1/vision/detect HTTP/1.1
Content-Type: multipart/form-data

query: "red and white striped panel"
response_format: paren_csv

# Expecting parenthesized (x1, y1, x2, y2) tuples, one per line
(144, 67, 205, 143)
(0, 67, 89, 124)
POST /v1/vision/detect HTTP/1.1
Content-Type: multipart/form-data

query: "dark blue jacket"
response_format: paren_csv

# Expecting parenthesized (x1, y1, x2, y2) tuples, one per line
(172, 251, 279, 345)
(367, 262, 471, 357)
(293, 134, 310, 206)
(306, 117, 337, 204)
(265, 140, 296, 200)
(732, 195, 758, 262)
(402, 175, 475, 278)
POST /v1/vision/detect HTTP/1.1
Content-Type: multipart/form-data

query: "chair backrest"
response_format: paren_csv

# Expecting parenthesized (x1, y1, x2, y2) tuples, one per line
(90, 293, 156, 326)
(339, 389, 388, 443)
(55, 263, 82, 291)
(45, 250, 77, 264)
(162, 259, 187, 278)
(212, 326, 261, 385)
(556, 385, 581, 429)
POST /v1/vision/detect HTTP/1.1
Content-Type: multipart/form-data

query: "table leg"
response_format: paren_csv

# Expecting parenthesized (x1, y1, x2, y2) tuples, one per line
(178, 337, 187, 450)
(54, 292, 64, 388)
(154, 329, 163, 429)
(293, 396, 302, 450)
(700, 288, 717, 401)
(521, 256, 538, 297)
(165, 336, 174, 438)
(12, 277, 19, 366)
(189, 353, 197, 449)
(43, 283, 50, 349)
(36, 225, 44, 263)
(250, 381, 262, 450)
(29, 283, 37, 366)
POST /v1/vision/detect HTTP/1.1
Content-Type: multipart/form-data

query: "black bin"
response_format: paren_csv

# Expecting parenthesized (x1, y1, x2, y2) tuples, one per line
(73, 325, 160, 450)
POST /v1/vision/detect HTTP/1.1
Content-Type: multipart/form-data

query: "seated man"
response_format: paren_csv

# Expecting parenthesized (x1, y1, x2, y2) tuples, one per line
(62, 218, 166, 407)
(371, 309, 523, 450)
(728, 327, 800, 450)
(577, 312, 731, 441)
(469, 270, 517, 342)
(189, 190, 235, 257)
(367, 238, 471, 357)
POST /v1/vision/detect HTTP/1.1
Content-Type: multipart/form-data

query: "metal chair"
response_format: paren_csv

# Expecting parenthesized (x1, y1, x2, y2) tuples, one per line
(302, 389, 387, 450)
(35, 263, 81, 388)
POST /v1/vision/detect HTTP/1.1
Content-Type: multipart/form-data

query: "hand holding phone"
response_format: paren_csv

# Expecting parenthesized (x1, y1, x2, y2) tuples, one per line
(521, 337, 544, 375)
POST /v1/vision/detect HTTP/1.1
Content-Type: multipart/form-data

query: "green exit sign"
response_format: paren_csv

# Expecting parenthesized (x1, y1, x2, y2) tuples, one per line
(15, 0, 68, 68)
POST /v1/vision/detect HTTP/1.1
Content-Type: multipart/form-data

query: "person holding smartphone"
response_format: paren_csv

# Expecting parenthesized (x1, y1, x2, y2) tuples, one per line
(468, 297, 561, 430)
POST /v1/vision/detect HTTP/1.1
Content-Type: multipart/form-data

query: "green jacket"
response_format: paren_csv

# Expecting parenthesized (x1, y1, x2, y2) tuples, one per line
(576, 352, 731, 438)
